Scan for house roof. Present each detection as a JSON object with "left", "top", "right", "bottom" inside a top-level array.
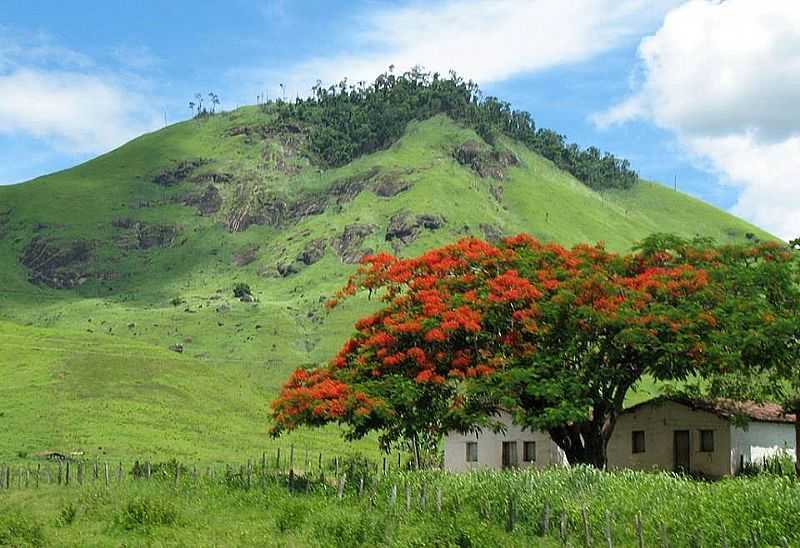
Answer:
[{"left": 624, "top": 396, "right": 796, "bottom": 424}]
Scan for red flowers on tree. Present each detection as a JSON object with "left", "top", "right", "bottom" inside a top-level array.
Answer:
[{"left": 271, "top": 232, "right": 797, "bottom": 469}]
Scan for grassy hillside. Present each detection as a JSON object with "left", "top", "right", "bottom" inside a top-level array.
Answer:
[{"left": 0, "top": 106, "right": 774, "bottom": 463}]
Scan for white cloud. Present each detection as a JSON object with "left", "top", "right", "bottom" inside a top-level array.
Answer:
[
  {"left": 241, "top": 0, "right": 680, "bottom": 98},
  {"left": 594, "top": 0, "right": 800, "bottom": 240},
  {"left": 0, "top": 69, "right": 160, "bottom": 154},
  {"left": 0, "top": 29, "right": 161, "bottom": 157}
]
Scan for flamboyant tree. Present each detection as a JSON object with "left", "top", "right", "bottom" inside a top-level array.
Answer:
[
  {"left": 693, "top": 238, "right": 800, "bottom": 475},
  {"left": 271, "top": 233, "right": 798, "bottom": 468}
]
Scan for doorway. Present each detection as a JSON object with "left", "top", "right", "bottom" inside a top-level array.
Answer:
[{"left": 674, "top": 430, "right": 691, "bottom": 472}]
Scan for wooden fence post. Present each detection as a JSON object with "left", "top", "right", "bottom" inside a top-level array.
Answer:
[
  {"left": 390, "top": 484, "right": 398, "bottom": 507},
  {"left": 582, "top": 507, "right": 591, "bottom": 547},
  {"left": 560, "top": 511, "right": 568, "bottom": 546},
  {"left": 406, "top": 484, "right": 412, "bottom": 512},
  {"left": 93, "top": 459, "right": 99, "bottom": 482},
  {"left": 635, "top": 512, "right": 644, "bottom": 548},
  {"left": 118, "top": 462, "right": 123, "bottom": 483},
  {"left": 289, "top": 445, "right": 295, "bottom": 475},
  {"left": 506, "top": 498, "right": 516, "bottom": 533},
  {"left": 77, "top": 461, "right": 84, "bottom": 485},
  {"left": 337, "top": 474, "right": 346, "bottom": 499},
  {"left": 104, "top": 463, "right": 109, "bottom": 487},
  {"left": 543, "top": 503, "right": 551, "bottom": 536},
  {"left": 436, "top": 488, "right": 443, "bottom": 513},
  {"left": 58, "top": 463, "right": 63, "bottom": 485},
  {"left": 175, "top": 462, "right": 181, "bottom": 487},
  {"left": 358, "top": 476, "right": 364, "bottom": 497},
  {"left": 604, "top": 510, "right": 613, "bottom": 548},
  {"left": 145, "top": 461, "right": 151, "bottom": 480},
  {"left": 65, "top": 461, "right": 71, "bottom": 486}
]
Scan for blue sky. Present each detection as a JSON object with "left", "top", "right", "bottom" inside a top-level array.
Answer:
[{"left": 1, "top": 1, "right": 798, "bottom": 238}]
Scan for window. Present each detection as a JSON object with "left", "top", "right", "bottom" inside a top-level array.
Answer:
[
  {"left": 700, "top": 430, "right": 714, "bottom": 452},
  {"left": 502, "top": 441, "right": 518, "bottom": 468},
  {"left": 523, "top": 441, "right": 537, "bottom": 462},
  {"left": 466, "top": 442, "right": 478, "bottom": 462},
  {"left": 632, "top": 430, "right": 646, "bottom": 454}
]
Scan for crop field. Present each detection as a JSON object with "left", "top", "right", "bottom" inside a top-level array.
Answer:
[{"left": 1, "top": 462, "right": 798, "bottom": 547}]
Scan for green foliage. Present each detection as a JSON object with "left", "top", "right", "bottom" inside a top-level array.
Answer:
[
  {"left": 274, "top": 499, "right": 309, "bottom": 533},
  {"left": 0, "top": 510, "right": 45, "bottom": 547},
  {"left": 56, "top": 503, "right": 78, "bottom": 527},
  {"left": 232, "top": 282, "right": 252, "bottom": 299},
  {"left": 0, "top": 105, "right": 775, "bottom": 466},
  {"left": 738, "top": 452, "right": 797, "bottom": 478},
  {"left": 2, "top": 467, "right": 799, "bottom": 546},
  {"left": 281, "top": 68, "right": 638, "bottom": 190},
  {"left": 117, "top": 496, "right": 178, "bottom": 530}
]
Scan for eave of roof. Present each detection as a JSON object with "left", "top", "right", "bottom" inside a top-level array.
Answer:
[{"left": 623, "top": 396, "right": 796, "bottom": 424}]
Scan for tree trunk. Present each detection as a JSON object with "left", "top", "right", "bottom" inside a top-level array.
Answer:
[
  {"left": 548, "top": 422, "right": 610, "bottom": 469},
  {"left": 795, "top": 413, "right": 800, "bottom": 478}
]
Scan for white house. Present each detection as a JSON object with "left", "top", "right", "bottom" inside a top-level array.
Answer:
[
  {"left": 443, "top": 411, "right": 568, "bottom": 472},
  {"left": 443, "top": 397, "right": 796, "bottom": 477}
]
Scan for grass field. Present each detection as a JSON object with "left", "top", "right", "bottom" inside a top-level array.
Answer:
[
  {"left": 0, "top": 109, "right": 777, "bottom": 465},
  {"left": 1, "top": 464, "right": 798, "bottom": 547}
]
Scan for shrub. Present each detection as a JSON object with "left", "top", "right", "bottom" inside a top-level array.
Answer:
[
  {"left": 118, "top": 497, "right": 178, "bottom": 530},
  {"left": 232, "top": 283, "right": 252, "bottom": 299},
  {"left": 56, "top": 503, "right": 78, "bottom": 527},
  {"left": 0, "top": 511, "right": 45, "bottom": 547},
  {"left": 274, "top": 500, "right": 308, "bottom": 533}
]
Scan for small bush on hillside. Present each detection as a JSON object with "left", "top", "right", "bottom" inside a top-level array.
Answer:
[
  {"left": 170, "top": 296, "right": 184, "bottom": 307},
  {"left": 232, "top": 282, "right": 252, "bottom": 299},
  {"left": 0, "top": 511, "right": 45, "bottom": 547},
  {"left": 274, "top": 500, "right": 308, "bottom": 533},
  {"left": 56, "top": 503, "right": 79, "bottom": 527},
  {"left": 118, "top": 497, "right": 178, "bottom": 530},
  {"left": 311, "top": 510, "right": 383, "bottom": 548}
]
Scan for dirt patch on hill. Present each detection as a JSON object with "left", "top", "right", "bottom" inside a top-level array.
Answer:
[
  {"left": 386, "top": 211, "right": 446, "bottom": 250},
  {"left": 20, "top": 237, "right": 94, "bottom": 289},
  {"left": 153, "top": 159, "right": 210, "bottom": 186},
  {"left": 332, "top": 224, "right": 377, "bottom": 264},
  {"left": 454, "top": 140, "right": 518, "bottom": 179}
]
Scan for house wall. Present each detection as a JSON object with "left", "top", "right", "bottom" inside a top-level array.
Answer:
[
  {"left": 443, "top": 412, "right": 567, "bottom": 472},
  {"left": 607, "top": 400, "right": 732, "bottom": 477},
  {"left": 730, "top": 421, "right": 796, "bottom": 473}
]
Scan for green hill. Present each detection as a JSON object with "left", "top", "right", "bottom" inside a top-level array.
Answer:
[{"left": 0, "top": 96, "right": 773, "bottom": 464}]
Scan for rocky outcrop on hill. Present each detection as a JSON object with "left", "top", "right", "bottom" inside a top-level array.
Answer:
[
  {"left": 386, "top": 211, "right": 445, "bottom": 249},
  {"left": 332, "top": 224, "right": 376, "bottom": 264},
  {"left": 480, "top": 224, "right": 505, "bottom": 243},
  {"left": 454, "top": 140, "right": 518, "bottom": 179},
  {"left": 184, "top": 184, "right": 223, "bottom": 215},
  {"left": 113, "top": 221, "right": 180, "bottom": 250},
  {"left": 20, "top": 236, "right": 94, "bottom": 289},
  {"left": 153, "top": 159, "right": 209, "bottom": 186},
  {"left": 298, "top": 239, "right": 327, "bottom": 266},
  {"left": 0, "top": 208, "right": 11, "bottom": 240}
]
